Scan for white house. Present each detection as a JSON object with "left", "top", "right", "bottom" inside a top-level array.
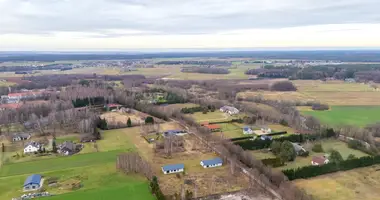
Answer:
[
  {"left": 23, "top": 174, "right": 42, "bottom": 191},
  {"left": 161, "top": 163, "right": 184, "bottom": 174},
  {"left": 261, "top": 127, "right": 272, "bottom": 134},
  {"left": 311, "top": 156, "right": 329, "bottom": 166},
  {"left": 219, "top": 106, "right": 239, "bottom": 115},
  {"left": 24, "top": 141, "right": 41, "bottom": 154},
  {"left": 243, "top": 126, "right": 253, "bottom": 135},
  {"left": 200, "top": 158, "right": 223, "bottom": 168}
]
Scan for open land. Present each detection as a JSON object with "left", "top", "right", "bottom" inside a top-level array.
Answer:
[{"left": 294, "top": 165, "right": 380, "bottom": 200}]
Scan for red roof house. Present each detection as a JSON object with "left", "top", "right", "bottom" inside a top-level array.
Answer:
[
  {"left": 311, "top": 156, "right": 329, "bottom": 166},
  {"left": 204, "top": 124, "right": 221, "bottom": 132}
]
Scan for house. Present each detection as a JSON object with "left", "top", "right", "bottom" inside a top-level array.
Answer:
[
  {"left": 219, "top": 106, "right": 239, "bottom": 115},
  {"left": 260, "top": 135, "right": 272, "bottom": 140},
  {"left": 200, "top": 157, "right": 223, "bottom": 168},
  {"left": 105, "top": 103, "right": 122, "bottom": 111},
  {"left": 243, "top": 126, "right": 253, "bottom": 135},
  {"left": 162, "top": 163, "right": 185, "bottom": 174},
  {"left": 311, "top": 156, "right": 329, "bottom": 166},
  {"left": 163, "top": 130, "right": 187, "bottom": 137},
  {"left": 24, "top": 141, "right": 41, "bottom": 154},
  {"left": 261, "top": 127, "right": 272, "bottom": 134},
  {"left": 23, "top": 174, "right": 42, "bottom": 191},
  {"left": 7, "top": 91, "right": 44, "bottom": 103},
  {"left": 291, "top": 143, "right": 307, "bottom": 155},
  {"left": 204, "top": 124, "right": 221, "bottom": 132},
  {"left": 58, "top": 141, "right": 82, "bottom": 155},
  {"left": 12, "top": 133, "right": 31, "bottom": 142}
]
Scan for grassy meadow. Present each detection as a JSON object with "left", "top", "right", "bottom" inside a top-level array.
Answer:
[{"left": 302, "top": 106, "right": 380, "bottom": 127}]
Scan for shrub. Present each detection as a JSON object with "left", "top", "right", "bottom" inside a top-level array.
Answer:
[
  {"left": 311, "top": 103, "right": 330, "bottom": 111},
  {"left": 279, "top": 141, "right": 296, "bottom": 162},
  {"left": 347, "top": 140, "right": 364, "bottom": 150},
  {"left": 312, "top": 143, "right": 324, "bottom": 153},
  {"left": 329, "top": 150, "right": 344, "bottom": 163},
  {"left": 145, "top": 116, "right": 154, "bottom": 124},
  {"left": 270, "top": 81, "right": 297, "bottom": 91},
  {"left": 261, "top": 157, "right": 285, "bottom": 167},
  {"left": 347, "top": 154, "right": 357, "bottom": 160},
  {"left": 298, "top": 150, "right": 310, "bottom": 157},
  {"left": 270, "top": 141, "right": 282, "bottom": 155}
]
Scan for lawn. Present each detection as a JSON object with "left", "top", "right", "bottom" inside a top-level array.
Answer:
[
  {"left": 302, "top": 106, "right": 380, "bottom": 127},
  {"left": 215, "top": 123, "right": 245, "bottom": 138},
  {"left": 189, "top": 111, "right": 245, "bottom": 123},
  {"left": 0, "top": 150, "right": 124, "bottom": 177},
  {"left": 0, "top": 163, "right": 154, "bottom": 200},
  {"left": 294, "top": 165, "right": 380, "bottom": 200}
]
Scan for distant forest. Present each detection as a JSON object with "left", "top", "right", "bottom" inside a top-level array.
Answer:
[{"left": 2, "top": 50, "right": 380, "bottom": 62}]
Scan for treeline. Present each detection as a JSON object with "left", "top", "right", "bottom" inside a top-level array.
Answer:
[
  {"left": 283, "top": 155, "right": 380, "bottom": 180},
  {"left": 0, "top": 64, "right": 74, "bottom": 72},
  {"left": 180, "top": 105, "right": 216, "bottom": 114},
  {"left": 181, "top": 67, "right": 230, "bottom": 74},
  {"left": 157, "top": 60, "right": 231, "bottom": 66}
]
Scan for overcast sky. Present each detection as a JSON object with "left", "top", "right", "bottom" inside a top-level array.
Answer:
[{"left": 1, "top": 0, "right": 380, "bottom": 50}]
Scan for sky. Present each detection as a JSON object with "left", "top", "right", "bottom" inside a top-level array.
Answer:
[{"left": 1, "top": 0, "right": 380, "bottom": 51}]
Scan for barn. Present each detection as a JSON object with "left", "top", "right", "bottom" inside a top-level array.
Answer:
[
  {"left": 23, "top": 174, "right": 42, "bottom": 191},
  {"left": 161, "top": 163, "right": 185, "bottom": 174},
  {"left": 200, "top": 157, "right": 223, "bottom": 168}
]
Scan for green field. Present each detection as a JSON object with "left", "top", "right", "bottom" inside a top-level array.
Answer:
[{"left": 302, "top": 106, "right": 380, "bottom": 127}]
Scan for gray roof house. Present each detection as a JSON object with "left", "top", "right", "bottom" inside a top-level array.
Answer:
[
  {"left": 12, "top": 133, "right": 31, "bottom": 142},
  {"left": 58, "top": 141, "right": 83, "bottom": 155},
  {"left": 291, "top": 143, "right": 306, "bottom": 155}
]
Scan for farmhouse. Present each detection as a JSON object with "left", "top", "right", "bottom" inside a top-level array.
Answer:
[
  {"left": 24, "top": 141, "right": 41, "bottom": 154},
  {"left": 58, "top": 141, "right": 83, "bottom": 155},
  {"left": 162, "top": 163, "right": 185, "bottom": 174},
  {"left": 311, "top": 156, "right": 329, "bottom": 166},
  {"left": 7, "top": 91, "right": 44, "bottom": 103},
  {"left": 204, "top": 124, "right": 221, "bottom": 132},
  {"left": 23, "top": 174, "right": 42, "bottom": 191},
  {"left": 12, "top": 133, "right": 31, "bottom": 142},
  {"left": 200, "top": 157, "right": 223, "bottom": 168},
  {"left": 105, "top": 103, "right": 122, "bottom": 111},
  {"left": 163, "top": 130, "right": 187, "bottom": 137},
  {"left": 220, "top": 106, "right": 239, "bottom": 115},
  {"left": 243, "top": 126, "right": 253, "bottom": 135}
]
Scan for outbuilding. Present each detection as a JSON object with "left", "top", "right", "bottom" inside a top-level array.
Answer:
[
  {"left": 200, "top": 158, "right": 223, "bottom": 168},
  {"left": 162, "top": 163, "right": 185, "bottom": 174},
  {"left": 23, "top": 174, "right": 42, "bottom": 191},
  {"left": 243, "top": 126, "right": 253, "bottom": 135}
]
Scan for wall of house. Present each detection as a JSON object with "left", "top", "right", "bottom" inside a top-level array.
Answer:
[
  {"left": 162, "top": 168, "right": 184, "bottom": 174},
  {"left": 201, "top": 162, "right": 223, "bottom": 168},
  {"left": 24, "top": 146, "right": 39, "bottom": 153},
  {"left": 24, "top": 183, "right": 40, "bottom": 191}
]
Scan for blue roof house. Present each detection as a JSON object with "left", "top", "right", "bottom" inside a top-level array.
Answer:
[
  {"left": 243, "top": 126, "right": 253, "bottom": 135},
  {"left": 200, "top": 157, "right": 223, "bottom": 168},
  {"left": 162, "top": 163, "right": 185, "bottom": 174},
  {"left": 23, "top": 174, "right": 42, "bottom": 191}
]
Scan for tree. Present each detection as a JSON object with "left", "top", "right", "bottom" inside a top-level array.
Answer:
[
  {"left": 312, "top": 143, "right": 324, "bottom": 153},
  {"left": 329, "top": 150, "right": 343, "bottom": 163},
  {"left": 52, "top": 138, "right": 57, "bottom": 153},
  {"left": 127, "top": 117, "right": 132, "bottom": 127},
  {"left": 270, "top": 141, "right": 282, "bottom": 155},
  {"left": 347, "top": 154, "right": 357, "bottom": 160},
  {"left": 145, "top": 116, "right": 154, "bottom": 124},
  {"left": 279, "top": 141, "right": 296, "bottom": 162}
]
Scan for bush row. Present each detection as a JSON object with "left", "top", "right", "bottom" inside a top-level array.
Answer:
[
  {"left": 261, "top": 157, "right": 285, "bottom": 167},
  {"left": 283, "top": 155, "right": 380, "bottom": 180}
]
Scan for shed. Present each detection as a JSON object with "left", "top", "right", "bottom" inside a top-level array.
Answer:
[
  {"left": 200, "top": 158, "right": 223, "bottom": 168},
  {"left": 24, "top": 174, "right": 42, "bottom": 191},
  {"left": 162, "top": 163, "right": 185, "bottom": 174}
]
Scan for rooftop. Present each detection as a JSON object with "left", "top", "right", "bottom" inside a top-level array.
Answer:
[
  {"left": 162, "top": 163, "right": 185, "bottom": 171},
  {"left": 204, "top": 124, "right": 221, "bottom": 129},
  {"left": 24, "top": 174, "right": 42, "bottom": 186},
  {"left": 312, "top": 156, "right": 327, "bottom": 165}
]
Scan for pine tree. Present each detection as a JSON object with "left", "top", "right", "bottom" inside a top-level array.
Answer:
[
  {"left": 127, "top": 117, "right": 132, "bottom": 127},
  {"left": 52, "top": 139, "right": 57, "bottom": 153}
]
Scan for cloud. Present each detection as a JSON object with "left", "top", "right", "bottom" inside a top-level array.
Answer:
[{"left": 1, "top": 0, "right": 380, "bottom": 36}]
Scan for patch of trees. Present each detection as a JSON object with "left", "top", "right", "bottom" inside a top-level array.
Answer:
[
  {"left": 0, "top": 64, "right": 74, "bottom": 72},
  {"left": 97, "top": 118, "right": 108, "bottom": 130},
  {"left": 181, "top": 106, "right": 216, "bottom": 114},
  {"left": 181, "top": 67, "right": 230, "bottom": 74},
  {"left": 271, "top": 141, "right": 296, "bottom": 162},
  {"left": 270, "top": 81, "right": 297, "bottom": 91},
  {"left": 261, "top": 157, "right": 285, "bottom": 167},
  {"left": 283, "top": 154, "right": 380, "bottom": 180},
  {"left": 72, "top": 97, "right": 105, "bottom": 108}
]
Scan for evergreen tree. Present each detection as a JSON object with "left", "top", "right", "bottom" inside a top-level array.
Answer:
[
  {"left": 279, "top": 141, "right": 296, "bottom": 162},
  {"left": 330, "top": 150, "right": 343, "bottom": 163},
  {"left": 52, "top": 138, "right": 57, "bottom": 153},
  {"left": 145, "top": 116, "right": 154, "bottom": 124},
  {"left": 270, "top": 141, "right": 282, "bottom": 155},
  {"left": 127, "top": 117, "right": 132, "bottom": 127}
]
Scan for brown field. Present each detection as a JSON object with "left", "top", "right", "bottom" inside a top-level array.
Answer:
[
  {"left": 294, "top": 165, "right": 380, "bottom": 200},
  {"left": 239, "top": 80, "right": 380, "bottom": 105},
  {"left": 118, "top": 124, "right": 250, "bottom": 197}
]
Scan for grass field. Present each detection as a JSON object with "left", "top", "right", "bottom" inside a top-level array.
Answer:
[
  {"left": 294, "top": 165, "right": 380, "bottom": 200},
  {"left": 215, "top": 123, "right": 245, "bottom": 138},
  {"left": 302, "top": 106, "right": 380, "bottom": 127},
  {"left": 189, "top": 111, "right": 244, "bottom": 123}
]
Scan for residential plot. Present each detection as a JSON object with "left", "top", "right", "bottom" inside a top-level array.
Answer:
[{"left": 294, "top": 165, "right": 380, "bottom": 200}]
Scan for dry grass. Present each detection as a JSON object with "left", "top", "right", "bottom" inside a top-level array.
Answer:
[
  {"left": 100, "top": 112, "right": 143, "bottom": 125},
  {"left": 294, "top": 165, "right": 380, "bottom": 200}
]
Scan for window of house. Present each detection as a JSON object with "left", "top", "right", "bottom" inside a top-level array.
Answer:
[
  {"left": 32, "top": 186, "right": 35, "bottom": 189},
  {"left": 166, "top": 171, "right": 169, "bottom": 173}
]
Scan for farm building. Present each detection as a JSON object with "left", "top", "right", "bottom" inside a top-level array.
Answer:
[
  {"left": 12, "top": 133, "right": 31, "bottom": 142},
  {"left": 162, "top": 163, "right": 185, "bottom": 174},
  {"left": 220, "top": 106, "right": 239, "bottom": 115},
  {"left": 200, "top": 158, "right": 223, "bottom": 168},
  {"left": 24, "top": 141, "right": 41, "bottom": 154},
  {"left": 23, "top": 174, "right": 42, "bottom": 191},
  {"left": 105, "top": 103, "right": 122, "bottom": 111},
  {"left": 243, "top": 126, "right": 253, "bottom": 134},
  {"left": 58, "top": 141, "right": 83, "bottom": 155},
  {"left": 163, "top": 130, "right": 187, "bottom": 137},
  {"left": 204, "top": 124, "right": 221, "bottom": 132},
  {"left": 260, "top": 135, "right": 272, "bottom": 140},
  {"left": 292, "top": 143, "right": 307, "bottom": 155},
  {"left": 311, "top": 156, "right": 329, "bottom": 166}
]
